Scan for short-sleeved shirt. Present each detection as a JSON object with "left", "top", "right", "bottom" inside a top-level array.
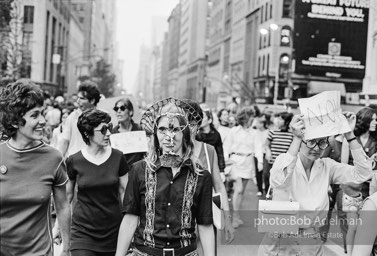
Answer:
[
  {"left": 267, "top": 130, "right": 294, "bottom": 164},
  {"left": 111, "top": 120, "right": 145, "bottom": 166},
  {"left": 123, "top": 159, "right": 213, "bottom": 249},
  {"left": 62, "top": 109, "right": 86, "bottom": 157},
  {"left": 0, "top": 141, "right": 67, "bottom": 256},
  {"left": 67, "top": 148, "right": 129, "bottom": 252}
]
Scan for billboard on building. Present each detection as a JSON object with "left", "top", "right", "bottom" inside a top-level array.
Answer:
[{"left": 293, "top": 0, "right": 370, "bottom": 79}]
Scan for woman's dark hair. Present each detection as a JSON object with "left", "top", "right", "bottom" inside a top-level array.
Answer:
[
  {"left": 183, "top": 99, "right": 204, "bottom": 126},
  {"left": 78, "top": 80, "right": 101, "bottom": 106},
  {"left": 262, "top": 109, "right": 273, "bottom": 128},
  {"left": 217, "top": 108, "right": 229, "bottom": 122},
  {"left": 203, "top": 110, "right": 215, "bottom": 130},
  {"left": 77, "top": 109, "right": 111, "bottom": 145},
  {"left": 114, "top": 98, "right": 134, "bottom": 117},
  {"left": 252, "top": 105, "right": 261, "bottom": 117},
  {"left": 354, "top": 107, "right": 377, "bottom": 138},
  {"left": 0, "top": 79, "right": 44, "bottom": 138},
  {"left": 236, "top": 106, "right": 255, "bottom": 127},
  {"left": 276, "top": 112, "right": 293, "bottom": 132}
]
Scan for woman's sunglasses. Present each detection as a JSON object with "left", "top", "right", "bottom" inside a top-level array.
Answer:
[
  {"left": 113, "top": 105, "right": 127, "bottom": 112},
  {"left": 94, "top": 123, "right": 113, "bottom": 135}
]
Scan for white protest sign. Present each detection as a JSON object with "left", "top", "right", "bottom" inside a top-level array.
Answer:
[
  {"left": 110, "top": 131, "right": 148, "bottom": 154},
  {"left": 298, "top": 91, "right": 351, "bottom": 140}
]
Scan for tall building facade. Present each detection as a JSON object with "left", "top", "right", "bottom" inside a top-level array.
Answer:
[
  {"left": 167, "top": 3, "right": 181, "bottom": 98},
  {"left": 244, "top": 1, "right": 260, "bottom": 103},
  {"left": 1, "top": 0, "right": 70, "bottom": 95},
  {"left": 67, "top": 10, "right": 85, "bottom": 96},
  {"left": 70, "top": 0, "right": 116, "bottom": 77},
  {"left": 206, "top": 0, "right": 227, "bottom": 108},
  {"left": 178, "top": 0, "right": 210, "bottom": 100},
  {"left": 252, "top": 0, "right": 294, "bottom": 104}
]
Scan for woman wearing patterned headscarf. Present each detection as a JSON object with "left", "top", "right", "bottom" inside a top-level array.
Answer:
[{"left": 115, "top": 98, "right": 215, "bottom": 256}]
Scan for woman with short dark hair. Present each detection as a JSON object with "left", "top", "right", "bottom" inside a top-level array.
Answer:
[
  {"left": 66, "top": 109, "right": 129, "bottom": 256},
  {"left": 0, "top": 79, "right": 71, "bottom": 255}
]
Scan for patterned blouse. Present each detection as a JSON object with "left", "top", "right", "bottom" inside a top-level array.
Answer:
[{"left": 123, "top": 159, "right": 213, "bottom": 249}]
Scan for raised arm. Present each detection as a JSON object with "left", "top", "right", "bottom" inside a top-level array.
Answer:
[{"left": 270, "top": 115, "right": 304, "bottom": 190}]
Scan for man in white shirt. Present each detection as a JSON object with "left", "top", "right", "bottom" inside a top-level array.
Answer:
[{"left": 58, "top": 81, "right": 101, "bottom": 157}]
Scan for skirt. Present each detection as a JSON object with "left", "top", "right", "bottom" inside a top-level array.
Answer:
[{"left": 227, "top": 154, "right": 255, "bottom": 179}]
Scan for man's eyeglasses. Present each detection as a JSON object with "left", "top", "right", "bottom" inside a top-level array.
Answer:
[
  {"left": 303, "top": 139, "right": 329, "bottom": 150},
  {"left": 94, "top": 123, "right": 113, "bottom": 135},
  {"left": 113, "top": 105, "right": 127, "bottom": 112}
]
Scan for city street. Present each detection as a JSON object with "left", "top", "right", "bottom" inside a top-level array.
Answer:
[{"left": 216, "top": 181, "right": 347, "bottom": 256}]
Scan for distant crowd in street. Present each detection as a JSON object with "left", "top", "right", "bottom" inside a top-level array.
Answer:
[{"left": 1, "top": 78, "right": 377, "bottom": 256}]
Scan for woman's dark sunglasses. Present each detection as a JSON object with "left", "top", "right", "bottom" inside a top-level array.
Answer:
[
  {"left": 113, "top": 105, "right": 127, "bottom": 112},
  {"left": 303, "top": 138, "right": 329, "bottom": 150},
  {"left": 94, "top": 123, "right": 113, "bottom": 135}
]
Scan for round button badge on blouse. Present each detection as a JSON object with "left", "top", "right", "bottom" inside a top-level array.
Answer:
[{"left": 0, "top": 165, "right": 8, "bottom": 174}]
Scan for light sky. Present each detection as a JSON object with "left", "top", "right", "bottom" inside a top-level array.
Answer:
[{"left": 116, "top": 0, "right": 179, "bottom": 94}]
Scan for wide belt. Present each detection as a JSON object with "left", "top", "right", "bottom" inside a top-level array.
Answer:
[{"left": 135, "top": 243, "right": 197, "bottom": 256}]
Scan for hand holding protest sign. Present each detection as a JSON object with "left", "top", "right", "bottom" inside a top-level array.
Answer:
[{"left": 298, "top": 91, "right": 351, "bottom": 140}]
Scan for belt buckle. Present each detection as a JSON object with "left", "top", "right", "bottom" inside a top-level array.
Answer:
[{"left": 163, "top": 248, "right": 175, "bottom": 256}]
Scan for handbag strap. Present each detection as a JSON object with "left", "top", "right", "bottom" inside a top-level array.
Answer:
[{"left": 204, "top": 143, "right": 211, "bottom": 173}]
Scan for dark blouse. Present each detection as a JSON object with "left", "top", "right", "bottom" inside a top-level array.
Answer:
[
  {"left": 112, "top": 120, "right": 146, "bottom": 166},
  {"left": 196, "top": 127, "right": 226, "bottom": 172},
  {"left": 67, "top": 149, "right": 129, "bottom": 252},
  {"left": 123, "top": 159, "right": 213, "bottom": 249}
]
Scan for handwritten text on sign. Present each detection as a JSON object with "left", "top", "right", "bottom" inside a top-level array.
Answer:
[
  {"left": 298, "top": 91, "right": 351, "bottom": 140},
  {"left": 109, "top": 131, "right": 148, "bottom": 154}
]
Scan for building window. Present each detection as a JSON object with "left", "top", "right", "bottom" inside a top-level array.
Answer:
[
  {"left": 79, "top": 17, "right": 84, "bottom": 23},
  {"left": 280, "top": 26, "right": 291, "bottom": 46},
  {"left": 282, "top": 0, "right": 293, "bottom": 18},
  {"left": 24, "top": 6, "right": 34, "bottom": 24},
  {"left": 270, "top": 1, "right": 273, "bottom": 19},
  {"left": 258, "top": 56, "right": 261, "bottom": 76},
  {"left": 80, "top": 4, "right": 85, "bottom": 11},
  {"left": 263, "top": 33, "right": 267, "bottom": 48},
  {"left": 259, "top": 34, "right": 262, "bottom": 49},
  {"left": 265, "top": 2, "right": 268, "bottom": 21},
  {"left": 261, "top": 5, "right": 264, "bottom": 23},
  {"left": 262, "top": 55, "right": 265, "bottom": 75},
  {"left": 267, "top": 54, "right": 270, "bottom": 75}
]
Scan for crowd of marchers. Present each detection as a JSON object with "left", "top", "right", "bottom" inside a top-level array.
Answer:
[{"left": 1, "top": 79, "right": 377, "bottom": 256}]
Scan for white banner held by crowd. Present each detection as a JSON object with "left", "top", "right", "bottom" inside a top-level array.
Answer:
[
  {"left": 298, "top": 91, "right": 351, "bottom": 140},
  {"left": 110, "top": 131, "right": 148, "bottom": 154}
]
